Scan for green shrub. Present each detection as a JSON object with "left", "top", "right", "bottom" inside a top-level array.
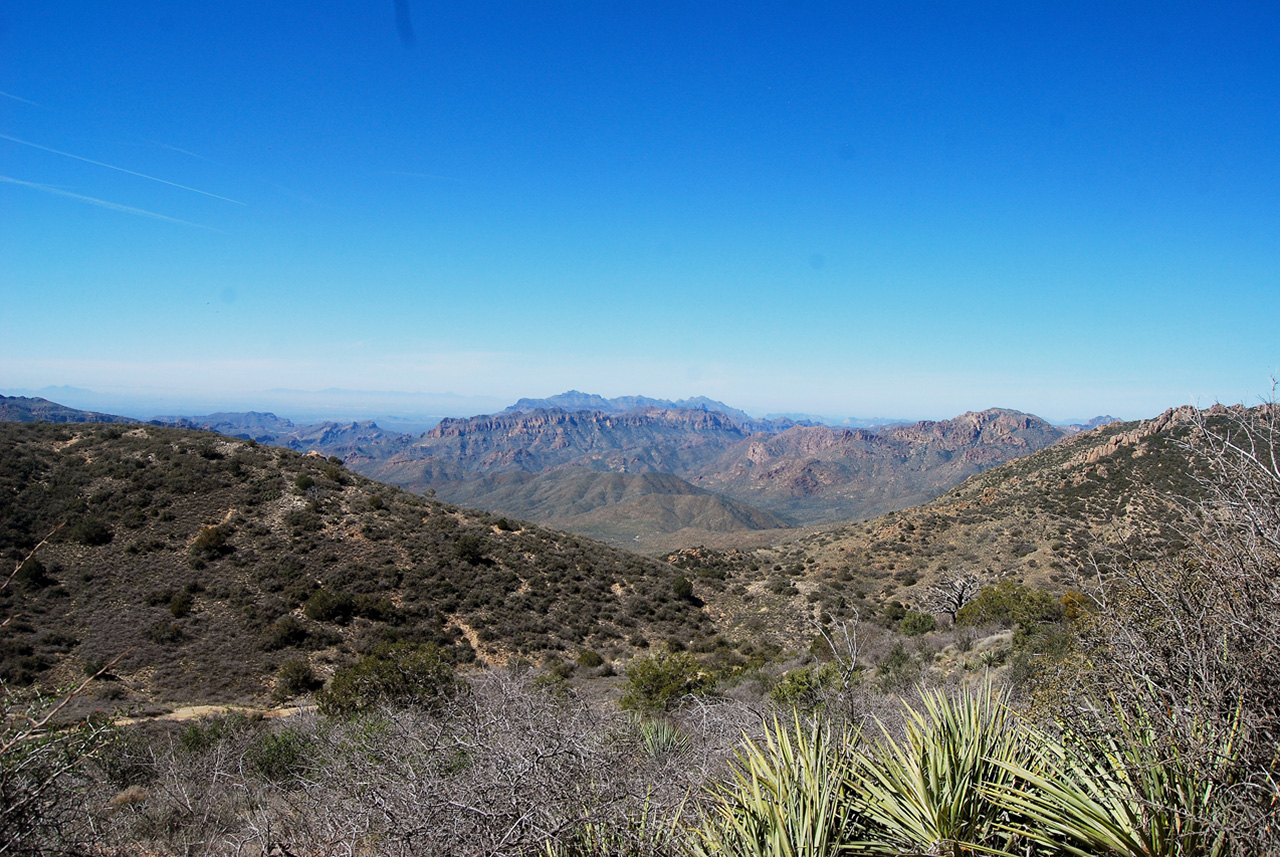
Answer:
[
  {"left": 168, "top": 590, "right": 194, "bottom": 618},
  {"left": 898, "top": 611, "right": 937, "bottom": 636},
  {"left": 672, "top": 575, "right": 694, "bottom": 601},
  {"left": 619, "top": 646, "right": 713, "bottom": 714},
  {"left": 247, "top": 728, "right": 314, "bottom": 785},
  {"left": 577, "top": 650, "right": 604, "bottom": 669},
  {"left": 145, "top": 621, "right": 182, "bottom": 645},
  {"left": 317, "top": 642, "right": 461, "bottom": 716},
  {"left": 770, "top": 662, "right": 841, "bottom": 710},
  {"left": 70, "top": 518, "right": 113, "bottom": 546},
  {"left": 454, "top": 533, "right": 487, "bottom": 565},
  {"left": 14, "top": 559, "right": 54, "bottom": 590},
  {"left": 876, "top": 642, "right": 919, "bottom": 692},
  {"left": 261, "top": 616, "right": 308, "bottom": 651},
  {"left": 956, "top": 580, "right": 1063, "bottom": 630},
  {"left": 178, "top": 714, "right": 249, "bottom": 755}
]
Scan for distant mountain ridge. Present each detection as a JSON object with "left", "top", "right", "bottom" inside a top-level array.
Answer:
[
  {"left": 500, "top": 391, "right": 814, "bottom": 434},
  {"left": 356, "top": 405, "right": 1073, "bottom": 545},
  {"left": 158, "top": 411, "right": 412, "bottom": 459}
]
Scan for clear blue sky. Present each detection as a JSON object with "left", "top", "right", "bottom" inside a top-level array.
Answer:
[{"left": 2, "top": 2, "right": 1277, "bottom": 422}]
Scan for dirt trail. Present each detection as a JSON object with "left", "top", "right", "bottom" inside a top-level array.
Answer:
[{"left": 115, "top": 704, "right": 315, "bottom": 726}]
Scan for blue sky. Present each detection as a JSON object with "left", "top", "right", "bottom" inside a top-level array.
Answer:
[{"left": 2, "top": 2, "right": 1277, "bottom": 423}]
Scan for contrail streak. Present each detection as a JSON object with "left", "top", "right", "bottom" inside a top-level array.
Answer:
[
  {"left": 0, "top": 91, "right": 42, "bottom": 107},
  {"left": 0, "top": 174, "right": 219, "bottom": 230},
  {"left": 0, "top": 133, "right": 245, "bottom": 205}
]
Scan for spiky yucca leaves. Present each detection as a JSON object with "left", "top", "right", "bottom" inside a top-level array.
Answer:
[
  {"left": 988, "top": 698, "right": 1236, "bottom": 857},
  {"left": 846, "top": 686, "right": 1039, "bottom": 857},
  {"left": 692, "top": 714, "right": 860, "bottom": 857},
  {"left": 544, "top": 793, "right": 687, "bottom": 857}
]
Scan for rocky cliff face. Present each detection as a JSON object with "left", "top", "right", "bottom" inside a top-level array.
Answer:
[
  {"left": 417, "top": 407, "right": 751, "bottom": 475},
  {"left": 688, "top": 409, "right": 1066, "bottom": 521}
]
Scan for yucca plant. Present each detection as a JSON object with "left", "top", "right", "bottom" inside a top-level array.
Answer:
[
  {"left": 691, "top": 713, "right": 860, "bottom": 857},
  {"left": 638, "top": 716, "right": 692, "bottom": 759},
  {"left": 987, "top": 699, "right": 1237, "bottom": 857},
  {"left": 845, "top": 685, "right": 1040, "bottom": 857},
  {"left": 544, "top": 792, "right": 688, "bottom": 857}
]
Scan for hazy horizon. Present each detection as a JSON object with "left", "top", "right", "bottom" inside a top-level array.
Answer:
[
  {"left": 3, "top": 381, "right": 1141, "bottom": 429},
  {"left": 2, "top": 4, "right": 1276, "bottom": 420}
]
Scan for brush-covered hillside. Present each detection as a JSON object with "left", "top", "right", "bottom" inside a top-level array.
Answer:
[
  {"left": 0, "top": 422, "right": 719, "bottom": 709},
  {"left": 665, "top": 405, "right": 1229, "bottom": 648}
]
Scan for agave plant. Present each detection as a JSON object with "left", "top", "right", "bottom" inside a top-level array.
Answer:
[
  {"left": 845, "top": 685, "right": 1040, "bottom": 857},
  {"left": 691, "top": 713, "right": 860, "bottom": 857},
  {"left": 987, "top": 700, "right": 1237, "bottom": 857}
]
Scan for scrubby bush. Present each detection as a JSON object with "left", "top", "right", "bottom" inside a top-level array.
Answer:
[
  {"left": 189, "top": 524, "right": 234, "bottom": 560},
  {"left": 898, "top": 611, "right": 936, "bottom": 636},
  {"left": 274, "top": 658, "right": 321, "bottom": 700},
  {"left": 69, "top": 518, "right": 113, "bottom": 546},
  {"left": 261, "top": 616, "right": 308, "bottom": 651},
  {"left": 619, "top": 647, "right": 713, "bottom": 714},
  {"left": 303, "top": 588, "right": 353, "bottom": 623},
  {"left": 13, "top": 559, "right": 54, "bottom": 590},
  {"left": 956, "top": 580, "right": 1062, "bottom": 631},
  {"left": 317, "top": 642, "right": 461, "bottom": 716},
  {"left": 454, "top": 533, "right": 487, "bottom": 565},
  {"left": 247, "top": 728, "right": 314, "bottom": 786},
  {"left": 769, "top": 661, "right": 841, "bottom": 710}
]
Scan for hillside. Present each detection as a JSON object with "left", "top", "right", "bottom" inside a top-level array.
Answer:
[
  {"left": 431, "top": 469, "right": 791, "bottom": 543},
  {"left": 0, "top": 422, "right": 717, "bottom": 709},
  {"left": 663, "top": 405, "right": 1226, "bottom": 648}
]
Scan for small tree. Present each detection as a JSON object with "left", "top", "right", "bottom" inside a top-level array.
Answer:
[{"left": 925, "top": 570, "right": 980, "bottom": 623}]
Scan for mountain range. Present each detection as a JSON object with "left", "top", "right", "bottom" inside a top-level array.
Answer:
[
  {"left": 2, "top": 394, "right": 1118, "bottom": 550},
  {"left": 353, "top": 405, "right": 1081, "bottom": 548}
]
